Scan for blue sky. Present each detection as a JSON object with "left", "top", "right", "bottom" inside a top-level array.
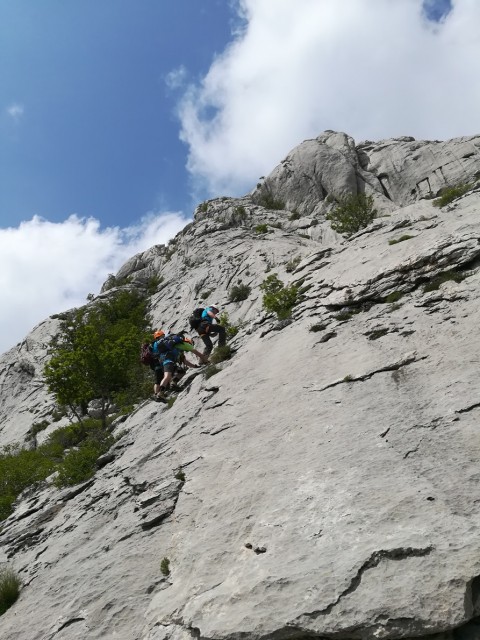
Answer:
[
  {"left": 1, "top": 0, "right": 479, "bottom": 354},
  {"left": 1, "top": 0, "right": 236, "bottom": 228}
]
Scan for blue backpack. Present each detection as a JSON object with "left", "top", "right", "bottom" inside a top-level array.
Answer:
[{"left": 152, "top": 335, "right": 183, "bottom": 358}]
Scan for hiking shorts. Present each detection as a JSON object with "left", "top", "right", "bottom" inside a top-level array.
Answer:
[
  {"left": 162, "top": 362, "right": 175, "bottom": 374},
  {"left": 150, "top": 362, "right": 164, "bottom": 384}
]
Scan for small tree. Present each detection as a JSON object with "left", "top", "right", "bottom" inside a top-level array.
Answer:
[
  {"left": 44, "top": 290, "right": 151, "bottom": 428},
  {"left": 326, "top": 193, "right": 377, "bottom": 236},
  {"left": 260, "top": 274, "right": 298, "bottom": 320}
]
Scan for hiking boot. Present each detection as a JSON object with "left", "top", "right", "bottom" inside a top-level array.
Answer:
[{"left": 155, "top": 390, "right": 167, "bottom": 403}]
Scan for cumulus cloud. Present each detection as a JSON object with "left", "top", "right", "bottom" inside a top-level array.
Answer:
[
  {"left": 178, "top": 0, "right": 480, "bottom": 197},
  {"left": 0, "top": 212, "right": 188, "bottom": 354},
  {"left": 6, "top": 103, "right": 24, "bottom": 121}
]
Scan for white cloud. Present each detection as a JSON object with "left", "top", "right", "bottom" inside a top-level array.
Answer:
[
  {"left": 6, "top": 103, "right": 24, "bottom": 121},
  {"left": 0, "top": 212, "right": 189, "bottom": 354},
  {"left": 165, "top": 65, "right": 188, "bottom": 91},
  {"left": 178, "top": 0, "right": 480, "bottom": 197}
]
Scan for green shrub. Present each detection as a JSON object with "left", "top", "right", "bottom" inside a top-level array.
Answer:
[
  {"left": 54, "top": 436, "right": 113, "bottom": 488},
  {"left": 326, "top": 193, "right": 377, "bottom": 236},
  {"left": 289, "top": 212, "right": 301, "bottom": 221},
  {"left": 309, "top": 323, "right": 327, "bottom": 332},
  {"left": 229, "top": 283, "right": 251, "bottom": 302},
  {"left": 204, "top": 365, "right": 220, "bottom": 379},
  {"left": 175, "top": 470, "right": 186, "bottom": 482},
  {"left": 218, "top": 311, "right": 241, "bottom": 339},
  {"left": 0, "top": 567, "right": 21, "bottom": 616},
  {"left": 235, "top": 205, "right": 247, "bottom": 219},
  {"left": 198, "top": 202, "right": 208, "bottom": 213},
  {"left": 260, "top": 274, "right": 298, "bottom": 320},
  {"left": 256, "top": 192, "right": 285, "bottom": 210},
  {"left": 166, "top": 396, "right": 177, "bottom": 410},
  {"left": 25, "top": 420, "right": 50, "bottom": 441},
  {"left": 200, "top": 289, "right": 213, "bottom": 299},
  {"left": 255, "top": 224, "right": 269, "bottom": 234},
  {"left": 388, "top": 235, "right": 415, "bottom": 245},
  {"left": 285, "top": 256, "right": 301, "bottom": 273},
  {"left": 146, "top": 275, "right": 163, "bottom": 294},
  {"left": 0, "top": 445, "right": 56, "bottom": 521},
  {"left": 160, "top": 557, "right": 170, "bottom": 576},
  {"left": 423, "top": 270, "right": 466, "bottom": 292},
  {"left": 433, "top": 183, "right": 471, "bottom": 207},
  {"left": 384, "top": 291, "right": 404, "bottom": 303},
  {"left": 210, "top": 345, "right": 232, "bottom": 364},
  {"left": 334, "top": 311, "right": 354, "bottom": 322}
]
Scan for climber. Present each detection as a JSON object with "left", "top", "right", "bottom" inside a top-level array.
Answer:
[
  {"left": 154, "top": 333, "right": 208, "bottom": 401},
  {"left": 149, "top": 330, "right": 166, "bottom": 399},
  {"left": 197, "top": 304, "right": 227, "bottom": 357}
]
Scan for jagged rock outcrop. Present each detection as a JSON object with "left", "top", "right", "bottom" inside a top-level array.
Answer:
[{"left": 1, "top": 132, "right": 480, "bottom": 639}]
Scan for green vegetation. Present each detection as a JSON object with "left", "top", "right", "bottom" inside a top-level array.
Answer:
[
  {"left": 198, "top": 202, "right": 209, "bottom": 213},
  {"left": 146, "top": 275, "right": 163, "bottom": 295},
  {"left": 218, "top": 311, "right": 242, "bottom": 339},
  {"left": 433, "top": 183, "right": 471, "bottom": 208},
  {"left": 204, "top": 365, "right": 220, "bottom": 380},
  {"left": 229, "top": 283, "right": 251, "bottom": 302},
  {"left": 200, "top": 289, "right": 213, "bottom": 299},
  {"left": 44, "top": 290, "right": 151, "bottom": 429},
  {"left": 423, "top": 270, "right": 466, "bottom": 292},
  {"left": 0, "top": 444, "right": 56, "bottom": 521},
  {"left": 334, "top": 311, "right": 355, "bottom": 322},
  {"left": 102, "top": 274, "right": 131, "bottom": 292},
  {"left": 210, "top": 345, "right": 232, "bottom": 364},
  {"left": 388, "top": 235, "right": 415, "bottom": 245},
  {"left": 260, "top": 274, "right": 299, "bottom": 320},
  {"left": 326, "top": 193, "right": 377, "bottom": 236},
  {"left": 256, "top": 191, "right": 285, "bottom": 210},
  {"left": 343, "top": 375, "right": 354, "bottom": 382},
  {"left": 255, "top": 224, "right": 269, "bottom": 234},
  {"left": 175, "top": 470, "right": 186, "bottom": 482},
  {"left": 309, "top": 323, "right": 327, "bottom": 332},
  {"left": 0, "top": 418, "right": 116, "bottom": 521},
  {"left": 55, "top": 435, "right": 113, "bottom": 488},
  {"left": 166, "top": 396, "right": 177, "bottom": 410},
  {"left": 0, "top": 567, "right": 21, "bottom": 616},
  {"left": 384, "top": 291, "right": 404, "bottom": 303},
  {"left": 285, "top": 256, "right": 301, "bottom": 273},
  {"left": 25, "top": 420, "right": 50, "bottom": 442},
  {"left": 289, "top": 211, "right": 301, "bottom": 221},
  {"left": 235, "top": 205, "right": 247, "bottom": 219},
  {"left": 160, "top": 557, "right": 170, "bottom": 576}
]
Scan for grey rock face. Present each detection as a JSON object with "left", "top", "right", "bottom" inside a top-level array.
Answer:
[
  {"left": 252, "top": 131, "right": 480, "bottom": 220},
  {"left": 1, "top": 133, "right": 480, "bottom": 640}
]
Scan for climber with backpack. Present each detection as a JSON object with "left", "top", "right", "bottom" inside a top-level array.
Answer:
[
  {"left": 141, "top": 329, "right": 166, "bottom": 399},
  {"left": 153, "top": 332, "right": 208, "bottom": 401},
  {"left": 189, "top": 304, "right": 226, "bottom": 357}
]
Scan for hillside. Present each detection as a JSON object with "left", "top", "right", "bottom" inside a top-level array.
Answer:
[{"left": 1, "top": 131, "right": 480, "bottom": 639}]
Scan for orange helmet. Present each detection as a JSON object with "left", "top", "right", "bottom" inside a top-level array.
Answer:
[{"left": 153, "top": 330, "right": 165, "bottom": 339}]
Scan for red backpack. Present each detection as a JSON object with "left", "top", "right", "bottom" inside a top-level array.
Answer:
[{"left": 140, "top": 342, "right": 156, "bottom": 366}]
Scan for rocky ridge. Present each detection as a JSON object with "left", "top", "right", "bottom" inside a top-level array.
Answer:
[{"left": 1, "top": 132, "right": 480, "bottom": 639}]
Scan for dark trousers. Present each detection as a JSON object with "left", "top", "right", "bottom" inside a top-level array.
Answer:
[{"left": 199, "top": 322, "right": 226, "bottom": 355}]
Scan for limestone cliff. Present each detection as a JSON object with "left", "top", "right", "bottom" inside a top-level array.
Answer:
[{"left": 1, "top": 132, "right": 480, "bottom": 640}]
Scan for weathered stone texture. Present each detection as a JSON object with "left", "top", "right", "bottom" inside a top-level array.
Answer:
[{"left": 1, "top": 133, "right": 480, "bottom": 640}]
